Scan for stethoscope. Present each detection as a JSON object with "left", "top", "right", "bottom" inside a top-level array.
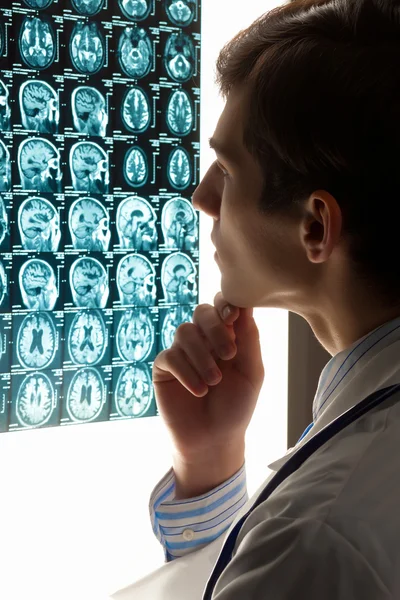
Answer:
[{"left": 203, "top": 382, "right": 400, "bottom": 599}]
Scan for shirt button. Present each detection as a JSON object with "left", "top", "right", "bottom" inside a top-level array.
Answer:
[{"left": 182, "top": 529, "right": 194, "bottom": 541}]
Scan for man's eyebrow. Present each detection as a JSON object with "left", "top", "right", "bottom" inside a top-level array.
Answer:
[{"left": 208, "top": 136, "right": 231, "bottom": 159}]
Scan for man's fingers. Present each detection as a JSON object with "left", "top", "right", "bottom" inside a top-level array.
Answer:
[
  {"left": 153, "top": 347, "right": 209, "bottom": 397},
  {"left": 192, "top": 304, "right": 237, "bottom": 360},
  {"left": 213, "top": 292, "right": 240, "bottom": 325}
]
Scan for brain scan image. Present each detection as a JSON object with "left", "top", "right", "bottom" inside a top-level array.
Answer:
[
  {"left": 19, "top": 259, "right": 58, "bottom": 311},
  {"left": 0, "top": 141, "right": 10, "bottom": 192},
  {"left": 167, "top": 147, "right": 191, "bottom": 189},
  {"left": 116, "top": 196, "right": 157, "bottom": 251},
  {"left": 68, "top": 310, "right": 107, "bottom": 365},
  {"left": 18, "top": 197, "right": 61, "bottom": 252},
  {"left": 70, "top": 142, "right": 109, "bottom": 194},
  {"left": 70, "top": 257, "right": 109, "bottom": 309},
  {"left": 67, "top": 367, "right": 105, "bottom": 422},
  {"left": 118, "top": 27, "right": 152, "bottom": 79},
  {"left": 115, "top": 364, "right": 153, "bottom": 418},
  {"left": 118, "top": 0, "right": 152, "bottom": 20},
  {"left": 116, "top": 308, "right": 154, "bottom": 362},
  {"left": 20, "top": 81, "right": 59, "bottom": 134},
  {"left": 164, "top": 33, "right": 195, "bottom": 83},
  {"left": 71, "top": 0, "right": 105, "bottom": 16},
  {"left": 122, "top": 87, "right": 151, "bottom": 134},
  {"left": 69, "top": 197, "right": 110, "bottom": 251},
  {"left": 117, "top": 254, "right": 156, "bottom": 307},
  {"left": 165, "top": 0, "right": 196, "bottom": 26},
  {"left": 0, "top": 80, "right": 11, "bottom": 132},
  {"left": 16, "top": 372, "right": 55, "bottom": 428},
  {"left": 72, "top": 86, "right": 108, "bottom": 137},
  {"left": 161, "top": 305, "right": 193, "bottom": 350},
  {"left": 18, "top": 138, "right": 62, "bottom": 193},
  {"left": 70, "top": 22, "right": 105, "bottom": 75},
  {"left": 19, "top": 17, "right": 55, "bottom": 70},
  {"left": 17, "top": 312, "right": 57, "bottom": 370},
  {"left": 161, "top": 252, "right": 197, "bottom": 304},
  {"left": 162, "top": 197, "right": 198, "bottom": 251},
  {"left": 166, "top": 90, "right": 193, "bottom": 136},
  {"left": 0, "top": 196, "right": 8, "bottom": 247},
  {"left": 124, "top": 146, "right": 148, "bottom": 188},
  {"left": 0, "top": 260, "right": 7, "bottom": 308},
  {"left": 24, "top": 0, "right": 54, "bottom": 7}
]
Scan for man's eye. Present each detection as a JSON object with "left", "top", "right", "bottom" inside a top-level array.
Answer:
[{"left": 216, "top": 161, "right": 229, "bottom": 178}]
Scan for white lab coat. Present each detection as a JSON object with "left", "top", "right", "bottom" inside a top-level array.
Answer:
[{"left": 112, "top": 335, "right": 400, "bottom": 599}]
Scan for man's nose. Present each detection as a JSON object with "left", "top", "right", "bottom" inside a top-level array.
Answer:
[{"left": 191, "top": 162, "right": 222, "bottom": 220}]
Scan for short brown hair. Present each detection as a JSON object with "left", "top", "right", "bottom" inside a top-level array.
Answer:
[{"left": 216, "top": 0, "right": 400, "bottom": 303}]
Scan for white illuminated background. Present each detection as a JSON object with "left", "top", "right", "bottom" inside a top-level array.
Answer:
[{"left": 0, "top": 2, "right": 286, "bottom": 599}]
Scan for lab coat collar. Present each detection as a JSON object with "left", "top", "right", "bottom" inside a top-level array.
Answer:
[{"left": 268, "top": 314, "right": 400, "bottom": 471}]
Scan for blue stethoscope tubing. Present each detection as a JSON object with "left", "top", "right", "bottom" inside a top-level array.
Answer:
[{"left": 203, "top": 382, "right": 400, "bottom": 599}]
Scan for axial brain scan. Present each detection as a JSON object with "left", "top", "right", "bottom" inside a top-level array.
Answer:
[
  {"left": 0, "top": 195, "right": 8, "bottom": 246},
  {"left": 16, "top": 372, "right": 55, "bottom": 428},
  {"left": 165, "top": 0, "right": 196, "bottom": 26},
  {"left": 0, "top": 80, "right": 11, "bottom": 132},
  {"left": 20, "top": 81, "right": 59, "bottom": 134},
  {"left": 0, "top": 140, "right": 10, "bottom": 192},
  {"left": 70, "top": 142, "right": 109, "bottom": 193},
  {"left": 67, "top": 367, "right": 105, "bottom": 422},
  {"left": 118, "top": 27, "right": 152, "bottom": 79},
  {"left": 24, "top": 0, "right": 54, "bottom": 7},
  {"left": 161, "top": 197, "right": 198, "bottom": 251},
  {"left": 166, "top": 90, "right": 193, "bottom": 136},
  {"left": 116, "top": 308, "right": 154, "bottom": 362},
  {"left": 70, "top": 22, "right": 105, "bottom": 74},
  {"left": 167, "top": 147, "right": 191, "bottom": 189},
  {"left": 161, "top": 305, "right": 193, "bottom": 350},
  {"left": 19, "top": 17, "right": 55, "bottom": 70},
  {"left": 71, "top": 0, "right": 105, "bottom": 16},
  {"left": 124, "top": 146, "right": 148, "bottom": 187},
  {"left": 18, "top": 138, "right": 62, "bottom": 193},
  {"left": 161, "top": 252, "right": 197, "bottom": 304},
  {"left": 116, "top": 196, "right": 157, "bottom": 250},
  {"left": 19, "top": 259, "right": 58, "bottom": 311},
  {"left": 115, "top": 364, "right": 153, "bottom": 417},
  {"left": 68, "top": 309, "right": 107, "bottom": 365},
  {"left": 122, "top": 87, "right": 151, "bottom": 133},
  {"left": 69, "top": 197, "right": 110, "bottom": 251},
  {"left": 18, "top": 197, "right": 61, "bottom": 252},
  {"left": 72, "top": 87, "right": 108, "bottom": 137},
  {"left": 119, "top": 0, "right": 152, "bottom": 20},
  {"left": 164, "top": 32, "right": 195, "bottom": 82},
  {"left": 17, "top": 312, "right": 57, "bottom": 370},
  {"left": 70, "top": 257, "right": 109, "bottom": 309},
  {"left": 117, "top": 254, "right": 156, "bottom": 307}
]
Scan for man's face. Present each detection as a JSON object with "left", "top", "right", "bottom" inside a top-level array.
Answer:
[{"left": 192, "top": 86, "right": 309, "bottom": 309}]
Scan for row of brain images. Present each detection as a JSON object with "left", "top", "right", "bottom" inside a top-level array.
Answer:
[
  {"left": 0, "top": 82, "right": 195, "bottom": 137},
  {"left": 0, "top": 195, "right": 199, "bottom": 253},
  {"left": 6, "top": 20, "right": 197, "bottom": 81},
  {"left": 17, "top": 0, "right": 197, "bottom": 26}
]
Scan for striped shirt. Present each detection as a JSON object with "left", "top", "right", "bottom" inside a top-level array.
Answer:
[{"left": 149, "top": 313, "right": 400, "bottom": 562}]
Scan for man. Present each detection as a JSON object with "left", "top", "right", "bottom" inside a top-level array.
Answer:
[{"left": 113, "top": 0, "right": 400, "bottom": 597}]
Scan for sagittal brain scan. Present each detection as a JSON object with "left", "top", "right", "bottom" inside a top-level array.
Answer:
[
  {"left": 70, "top": 22, "right": 105, "bottom": 75},
  {"left": 161, "top": 252, "right": 197, "bottom": 304},
  {"left": 17, "top": 312, "right": 57, "bottom": 370},
  {"left": 116, "top": 196, "right": 157, "bottom": 250},
  {"left": 70, "top": 142, "right": 109, "bottom": 193},
  {"left": 16, "top": 372, "right": 55, "bottom": 427},
  {"left": 18, "top": 138, "right": 62, "bottom": 193},
  {"left": 119, "top": 0, "right": 153, "bottom": 20},
  {"left": 67, "top": 367, "right": 105, "bottom": 422},
  {"left": 2, "top": 0, "right": 200, "bottom": 432},
  {"left": 165, "top": 0, "right": 196, "bottom": 26},
  {"left": 116, "top": 308, "right": 154, "bottom": 362},
  {"left": 167, "top": 90, "right": 193, "bottom": 136},
  {"left": 162, "top": 197, "right": 198, "bottom": 251},
  {"left": 164, "top": 33, "right": 195, "bottom": 82},
  {"left": 117, "top": 254, "right": 156, "bottom": 307},
  {"left": 115, "top": 364, "right": 153, "bottom": 417},
  {"left": 19, "top": 17, "right": 55, "bottom": 70},
  {"left": 118, "top": 27, "right": 152, "bottom": 79},
  {"left": 70, "top": 257, "right": 109, "bottom": 308},
  {"left": 0, "top": 80, "right": 11, "bottom": 132},
  {"left": 19, "top": 259, "right": 58, "bottom": 311},
  {"left": 71, "top": 87, "right": 108, "bottom": 137},
  {"left": 122, "top": 87, "right": 151, "bottom": 133},
  {"left": 69, "top": 197, "right": 110, "bottom": 251},
  {"left": 18, "top": 197, "right": 61, "bottom": 252},
  {"left": 68, "top": 310, "right": 107, "bottom": 365},
  {"left": 167, "top": 147, "right": 191, "bottom": 189}
]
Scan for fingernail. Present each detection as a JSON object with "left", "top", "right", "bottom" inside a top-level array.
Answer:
[
  {"left": 222, "top": 305, "right": 232, "bottom": 320},
  {"left": 205, "top": 368, "right": 222, "bottom": 384}
]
